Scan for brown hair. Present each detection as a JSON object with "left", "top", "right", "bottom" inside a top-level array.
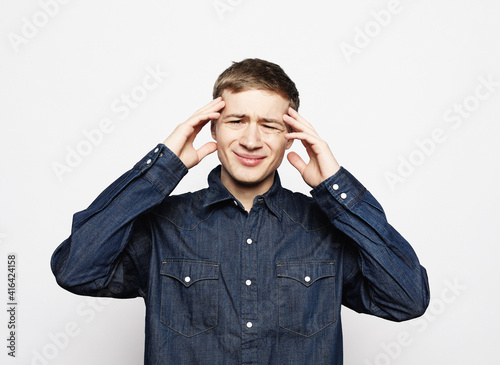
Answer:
[{"left": 212, "top": 58, "right": 300, "bottom": 111}]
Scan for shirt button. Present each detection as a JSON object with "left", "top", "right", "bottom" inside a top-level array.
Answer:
[
  {"left": 184, "top": 276, "right": 191, "bottom": 283},
  {"left": 332, "top": 184, "right": 339, "bottom": 191},
  {"left": 246, "top": 238, "right": 253, "bottom": 245},
  {"left": 154, "top": 147, "right": 159, "bottom": 153},
  {"left": 246, "top": 322, "right": 253, "bottom": 328},
  {"left": 234, "top": 200, "right": 238, "bottom": 206},
  {"left": 340, "top": 193, "right": 347, "bottom": 199},
  {"left": 304, "top": 276, "right": 311, "bottom": 283},
  {"left": 146, "top": 159, "right": 152, "bottom": 165},
  {"left": 245, "top": 280, "right": 252, "bottom": 286}
]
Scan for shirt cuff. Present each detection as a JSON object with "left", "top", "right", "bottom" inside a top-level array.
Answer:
[
  {"left": 311, "top": 167, "right": 367, "bottom": 219},
  {"left": 133, "top": 143, "right": 188, "bottom": 196}
]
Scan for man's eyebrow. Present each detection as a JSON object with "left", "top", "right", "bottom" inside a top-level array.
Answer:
[{"left": 223, "top": 113, "right": 248, "bottom": 119}]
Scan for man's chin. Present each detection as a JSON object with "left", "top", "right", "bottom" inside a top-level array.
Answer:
[{"left": 221, "top": 167, "right": 274, "bottom": 189}]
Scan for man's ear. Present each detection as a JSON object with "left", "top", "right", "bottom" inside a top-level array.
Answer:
[
  {"left": 285, "top": 138, "right": 293, "bottom": 150},
  {"left": 211, "top": 119, "right": 217, "bottom": 140}
]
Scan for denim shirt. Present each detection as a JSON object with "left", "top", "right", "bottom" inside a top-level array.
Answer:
[{"left": 51, "top": 144, "right": 429, "bottom": 365}]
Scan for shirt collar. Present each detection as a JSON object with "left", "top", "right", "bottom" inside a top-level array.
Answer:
[{"left": 203, "top": 166, "right": 284, "bottom": 220}]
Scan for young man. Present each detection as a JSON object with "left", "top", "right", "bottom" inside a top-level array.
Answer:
[{"left": 51, "top": 58, "right": 430, "bottom": 364}]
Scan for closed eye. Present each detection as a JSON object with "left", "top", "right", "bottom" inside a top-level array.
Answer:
[{"left": 262, "top": 122, "right": 285, "bottom": 132}]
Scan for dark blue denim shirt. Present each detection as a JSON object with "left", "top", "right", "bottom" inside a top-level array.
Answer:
[{"left": 51, "top": 144, "right": 430, "bottom": 365}]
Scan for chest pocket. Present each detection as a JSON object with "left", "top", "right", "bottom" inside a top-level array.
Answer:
[
  {"left": 160, "top": 260, "right": 219, "bottom": 337},
  {"left": 277, "top": 261, "right": 337, "bottom": 337}
]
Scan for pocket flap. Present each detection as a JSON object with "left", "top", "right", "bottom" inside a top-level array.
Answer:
[
  {"left": 276, "top": 261, "right": 335, "bottom": 287},
  {"left": 161, "top": 260, "right": 220, "bottom": 287}
]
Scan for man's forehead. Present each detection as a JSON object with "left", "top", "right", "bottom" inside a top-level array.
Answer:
[{"left": 220, "top": 89, "right": 289, "bottom": 116}]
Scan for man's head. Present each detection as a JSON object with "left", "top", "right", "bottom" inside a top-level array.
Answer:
[
  {"left": 210, "top": 59, "right": 300, "bottom": 197},
  {"left": 212, "top": 58, "right": 300, "bottom": 112}
]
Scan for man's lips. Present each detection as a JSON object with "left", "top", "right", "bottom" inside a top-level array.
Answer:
[{"left": 234, "top": 152, "right": 266, "bottom": 166}]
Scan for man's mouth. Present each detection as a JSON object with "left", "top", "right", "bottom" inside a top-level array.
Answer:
[{"left": 234, "top": 152, "right": 265, "bottom": 167}]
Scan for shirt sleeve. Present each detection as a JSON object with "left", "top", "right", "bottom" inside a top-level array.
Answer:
[
  {"left": 311, "top": 167, "right": 430, "bottom": 321},
  {"left": 50, "top": 144, "right": 188, "bottom": 299}
]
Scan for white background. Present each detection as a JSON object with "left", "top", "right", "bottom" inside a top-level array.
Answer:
[{"left": 1, "top": 1, "right": 499, "bottom": 364}]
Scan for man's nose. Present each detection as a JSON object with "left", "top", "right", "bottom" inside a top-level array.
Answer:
[{"left": 240, "top": 124, "right": 263, "bottom": 150}]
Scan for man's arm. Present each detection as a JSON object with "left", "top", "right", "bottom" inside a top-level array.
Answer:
[
  {"left": 51, "top": 98, "right": 225, "bottom": 298},
  {"left": 283, "top": 108, "right": 430, "bottom": 320}
]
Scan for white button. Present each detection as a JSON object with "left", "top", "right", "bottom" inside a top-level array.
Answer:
[
  {"left": 184, "top": 276, "right": 191, "bottom": 283},
  {"left": 159, "top": 153, "right": 163, "bottom": 157},
  {"left": 332, "top": 184, "right": 339, "bottom": 191},
  {"left": 246, "top": 322, "right": 253, "bottom": 328},
  {"left": 246, "top": 238, "right": 253, "bottom": 245},
  {"left": 146, "top": 159, "right": 152, "bottom": 164},
  {"left": 234, "top": 200, "right": 238, "bottom": 206},
  {"left": 340, "top": 193, "right": 347, "bottom": 199},
  {"left": 304, "top": 276, "right": 311, "bottom": 283},
  {"left": 154, "top": 147, "right": 159, "bottom": 153},
  {"left": 245, "top": 280, "right": 252, "bottom": 286}
]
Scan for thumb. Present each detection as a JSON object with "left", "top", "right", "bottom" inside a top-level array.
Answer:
[
  {"left": 287, "top": 151, "right": 307, "bottom": 175},
  {"left": 196, "top": 142, "right": 217, "bottom": 162}
]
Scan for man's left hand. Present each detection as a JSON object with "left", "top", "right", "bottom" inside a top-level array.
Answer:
[{"left": 283, "top": 107, "right": 340, "bottom": 188}]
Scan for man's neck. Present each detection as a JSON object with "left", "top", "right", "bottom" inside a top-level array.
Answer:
[{"left": 220, "top": 170, "right": 274, "bottom": 212}]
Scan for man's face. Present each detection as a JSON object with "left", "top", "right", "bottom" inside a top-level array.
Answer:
[{"left": 211, "top": 89, "right": 293, "bottom": 194}]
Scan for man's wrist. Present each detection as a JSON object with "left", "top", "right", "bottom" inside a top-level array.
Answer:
[
  {"left": 135, "top": 144, "right": 189, "bottom": 196},
  {"left": 311, "top": 167, "right": 367, "bottom": 219}
]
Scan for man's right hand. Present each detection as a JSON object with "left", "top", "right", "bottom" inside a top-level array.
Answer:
[{"left": 163, "top": 97, "right": 225, "bottom": 169}]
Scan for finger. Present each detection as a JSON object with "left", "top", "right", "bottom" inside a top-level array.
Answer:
[
  {"left": 287, "top": 151, "right": 307, "bottom": 175},
  {"left": 193, "top": 97, "right": 221, "bottom": 113},
  {"left": 287, "top": 107, "right": 315, "bottom": 129},
  {"left": 196, "top": 141, "right": 218, "bottom": 162},
  {"left": 284, "top": 131, "right": 321, "bottom": 147},
  {"left": 164, "top": 111, "right": 220, "bottom": 151},
  {"left": 193, "top": 97, "right": 225, "bottom": 115},
  {"left": 283, "top": 114, "right": 316, "bottom": 135},
  {"left": 187, "top": 111, "right": 222, "bottom": 132},
  {"left": 186, "top": 113, "right": 220, "bottom": 146}
]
